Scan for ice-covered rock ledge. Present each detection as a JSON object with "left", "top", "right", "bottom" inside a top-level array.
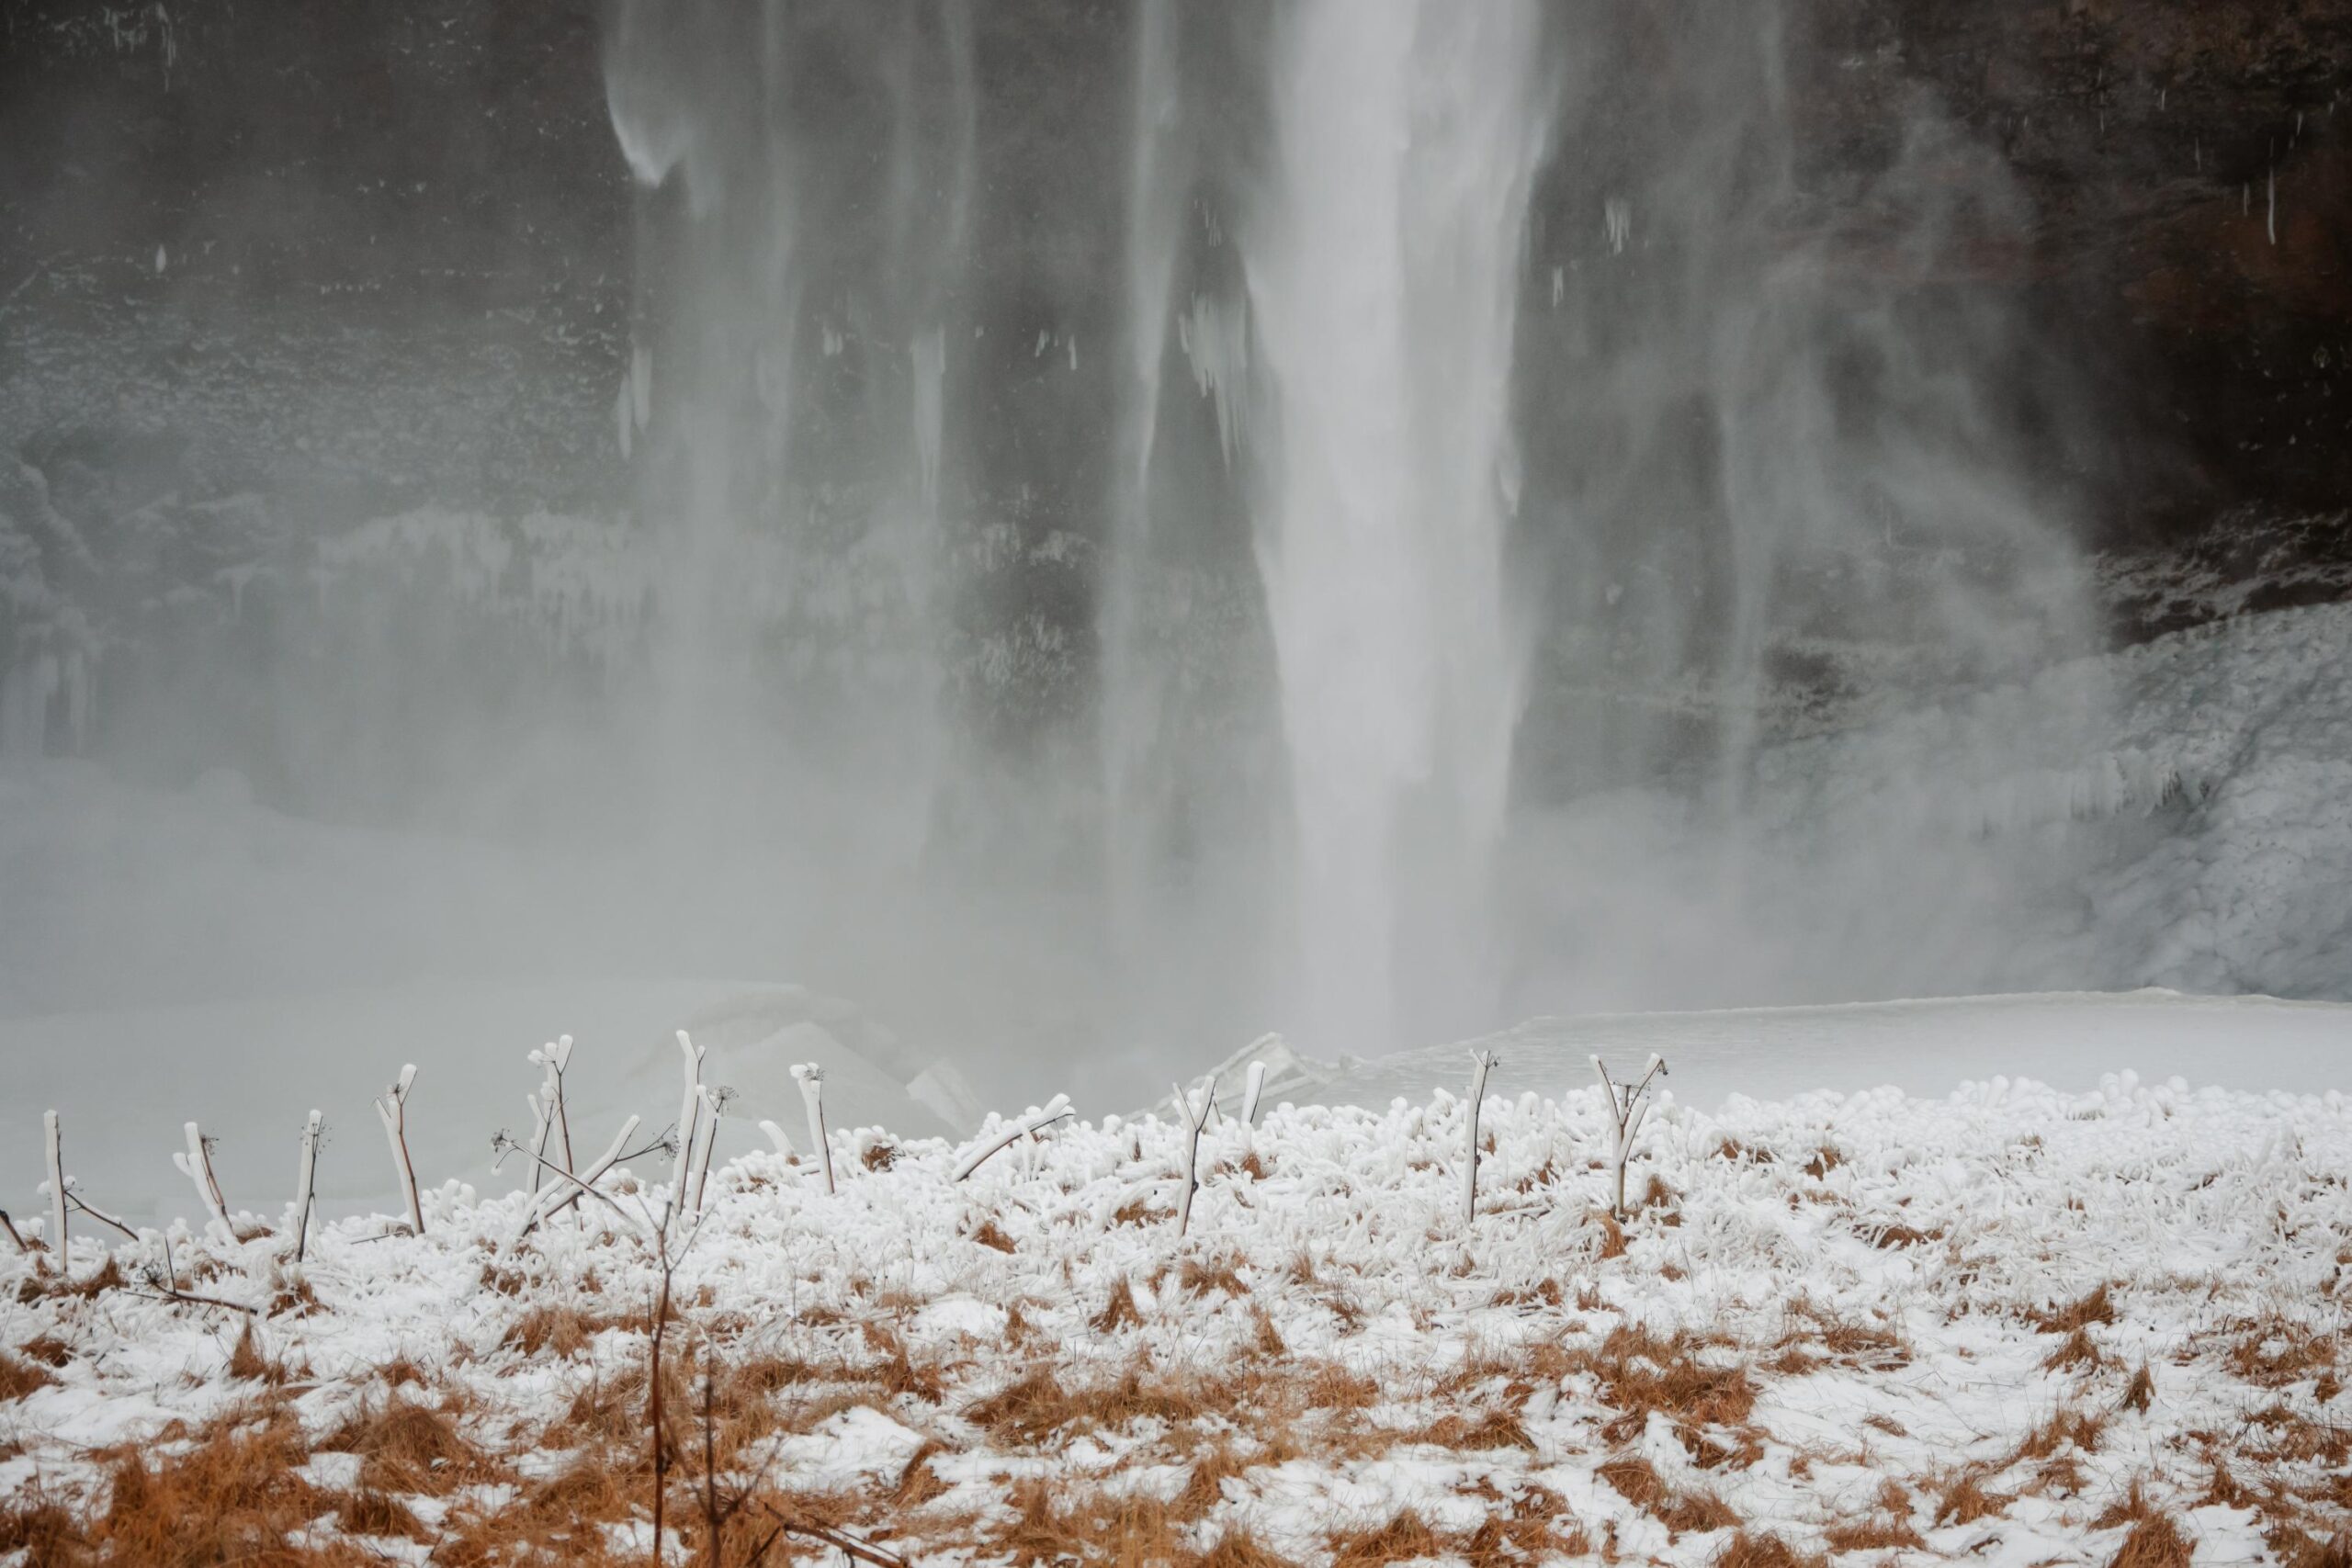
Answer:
[{"left": 4, "top": 1071, "right": 2347, "bottom": 1564}]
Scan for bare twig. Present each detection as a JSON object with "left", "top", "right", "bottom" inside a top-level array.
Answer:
[
  {"left": 43, "top": 1110, "right": 67, "bottom": 1269},
  {"left": 755, "top": 1507, "right": 906, "bottom": 1568},
  {"left": 67, "top": 1192, "right": 139, "bottom": 1243},
  {"left": 0, "top": 1209, "right": 30, "bottom": 1254},
  {"left": 1170, "top": 1077, "right": 1216, "bottom": 1239},
  {"left": 1462, "top": 1050, "right": 1497, "bottom": 1227},
  {"left": 290, "top": 1111, "right": 323, "bottom": 1265}
]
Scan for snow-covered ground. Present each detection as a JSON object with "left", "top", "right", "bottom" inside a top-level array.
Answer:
[{"left": 5, "top": 1060, "right": 2347, "bottom": 1564}]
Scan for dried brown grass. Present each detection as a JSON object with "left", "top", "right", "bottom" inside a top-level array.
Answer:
[
  {"left": 1715, "top": 1532, "right": 1826, "bottom": 1568},
  {"left": 501, "top": 1302, "right": 611, "bottom": 1359},
  {"left": 0, "top": 1354, "right": 58, "bottom": 1401},
  {"left": 2031, "top": 1283, "right": 2117, "bottom": 1334},
  {"left": 1092, "top": 1276, "right": 1145, "bottom": 1333},
  {"left": 2106, "top": 1512, "right": 2192, "bottom": 1568},
  {"left": 320, "top": 1394, "right": 501, "bottom": 1494},
  {"left": 1823, "top": 1516, "right": 1926, "bottom": 1552},
  {"left": 1570, "top": 1324, "right": 1757, "bottom": 1450},
  {"left": 93, "top": 1404, "right": 325, "bottom": 1565}
]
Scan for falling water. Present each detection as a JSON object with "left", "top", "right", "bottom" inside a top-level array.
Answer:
[{"left": 1243, "top": 0, "right": 1552, "bottom": 1052}]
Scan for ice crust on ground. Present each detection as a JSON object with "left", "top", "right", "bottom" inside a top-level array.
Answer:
[{"left": 4, "top": 1069, "right": 2349, "bottom": 1562}]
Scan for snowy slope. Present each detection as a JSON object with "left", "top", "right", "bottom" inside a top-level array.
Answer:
[
  {"left": 1305, "top": 990, "right": 2352, "bottom": 1115},
  {"left": 4, "top": 1067, "right": 2348, "bottom": 1563}
]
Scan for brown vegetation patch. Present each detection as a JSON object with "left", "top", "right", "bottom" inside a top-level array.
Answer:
[
  {"left": 501, "top": 1303, "right": 610, "bottom": 1359},
  {"left": 2016, "top": 1405, "right": 2107, "bottom": 1461},
  {"left": 1092, "top": 1276, "right": 1145, "bottom": 1333},
  {"left": 1802, "top": 1147, "right": 1844, "bottom": 1179},
  {"left": 2228, "top": 1321, "right": 2341, "bottom": 1388},
  {"left": 969, "top": 1218, "right": 1017, "bottom": 1254},
  {"left": 1180, "top": 1257, "right": 1250, "bottom": 1298},
  {"left": 334, "top": 1488, "right": 428, "bottom": 1540},
  {"left": 1716, "top": 1532, "right": 1826, "bottom": 1568},
  {"left": 2107, "top": 1512, "right": 2193, "bottom": 1568},
  {"left": 967, "top": 1364, "right": 1225, "bottom": 1447},
  {"left": 0, "top": 1355, "right": 57, "bottom": 1401},
  {"left": 2045, "top": 1327, "right": 2106, "bottom": 1372},
  {"left": 1112, "top": 1197, "right": 1170, "bottom": 1228},
  {"left": 1933, "top": 1471, "right": 2011, "bottom": 1527},
  {"left": 320, "top": 1396, "right": 500, "bottom": 1494},
  {"left": 1329, "top": 1507, "right": 1444, "bottom": 1568},
  {"left": 1869, "top": 1223, "right": 1943, "bottom": 1249},
  {"left": 1824, "top": 1516, "right": 1926, "bottom": 1552},
  {"left": 2031, "top": 1284, "right": 2117, "bottom": 1334},
  {"left": 95, "top": 1405, "right": 324, "bottom": 1564},
  {"left": 1571, "top": 1324, "right": 1758, "bottom": 1450}
]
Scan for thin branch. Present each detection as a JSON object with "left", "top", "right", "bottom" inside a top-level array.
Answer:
[{"left": 66, "top": 1193, "right": 139, "bottom": 1243}]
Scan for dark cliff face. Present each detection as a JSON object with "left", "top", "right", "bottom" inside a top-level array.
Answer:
[
  {"left": 3, "top": 0, "right": 2344, "bottom": 539},
  {"left": 0, "top": 0, "right": 2346, "bottom": 802}
]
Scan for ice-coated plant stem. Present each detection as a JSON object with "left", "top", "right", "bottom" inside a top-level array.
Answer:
[
  {"left": 1171, "top": 1077, "right": 1216, "bottom": 1239},
  {"left": 514, "top": 1113, "right": 640, "bottom": 1241},
  {"left": 689, "top": 1084, "right": 727, "bottom": 1215},
  {"left": 1592, "top": 1052, "right": 1668, "bottom": 1220},
  {"left": 43, "top": 1110, "right": 66, "bottom": 1269},
  {"left": 374, "top": 1064, "right": 425, "bottom": 1235},
  {"left": 669, "top": 1031, "right": 705, "bottom": 1224},
  {"left": 174, "top": 1122, "right": 232, "bottom": 1236},
  {"left": 1239, "top": 1060, "right": 1269, "bottom": 1128},
  {"left": 291, "top": 1110, "right": 322, "bottom": 1265},
  {"left": 793, "top": 1063, "right": 834, "bottom": 1194},
  {"left": 953, "top": 1094, "right": 1073, "bottom": 1182},
  {"left": 1462, "top": 1050, "right": 1497, "bottom": 1227}
]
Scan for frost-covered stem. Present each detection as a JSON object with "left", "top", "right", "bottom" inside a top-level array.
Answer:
[
  {"left": 515, "top": 1113, "right": 641, "bottom": 1240},
  {"left": 953, "top": 1094, "right": 1073, "bottom": 1182},
  {"left": 374, "top": 1064, "right": 424, "bottom": 1235},
  {"left": 175, "top": 1122, "right": 232, "bottom": 1235},
  {"left": 500, "top": 1133, "right": 652, "bottom": 1247},
  {"left": 44, "top": 1111, "right": 66, "bottom": 1268},
  {"left": 669, "top": 1032, "right": 706, "bottom": 1224},
  {"left": 1171, "top": 1077, "right": 1216, "bottom": 1239},
  {"left": 524, "top": 1093, "right": 550, "bottom": 1199},
  {"left": 1462, "top": 1051, "right": 1497, "bottom": 1227},
  {"left": 757, "top": 1119, "right": 795, "bottom": 1157},
  {"left": 1591, "top": 1053, "right": 1667, "bottom": 1220},
  {"left": 689, "top": 1085, "right": 724, "bottom": 1216},
  {"left": 546, "top": 1034, "right": 575, "bottom": 1177},
  {"left": 69, "top": 1191, "right": 138, "bottom": 1242},
  {"left": 1239, "top": 1061, "right": 1269, "bottom": 1128},
  {"left": 291, "top": 1110, "right": 322, "bottom": 1265},
  {"left": 793, "top": 1065, "right": 833, "bottom": 1195}
]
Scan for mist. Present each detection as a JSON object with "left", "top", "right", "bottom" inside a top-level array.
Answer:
[{"left": 4, "top": 0, "right": 2347, "bottom": 1167}]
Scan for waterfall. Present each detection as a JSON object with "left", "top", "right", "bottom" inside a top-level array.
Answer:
[{"left": 1243, "top": 0, "right": 1552, "bottom": 1052}]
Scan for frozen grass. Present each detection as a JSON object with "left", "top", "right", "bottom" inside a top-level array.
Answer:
[{"left": 3, "top": 1074, "right": 2351, "bottom": 1564}]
